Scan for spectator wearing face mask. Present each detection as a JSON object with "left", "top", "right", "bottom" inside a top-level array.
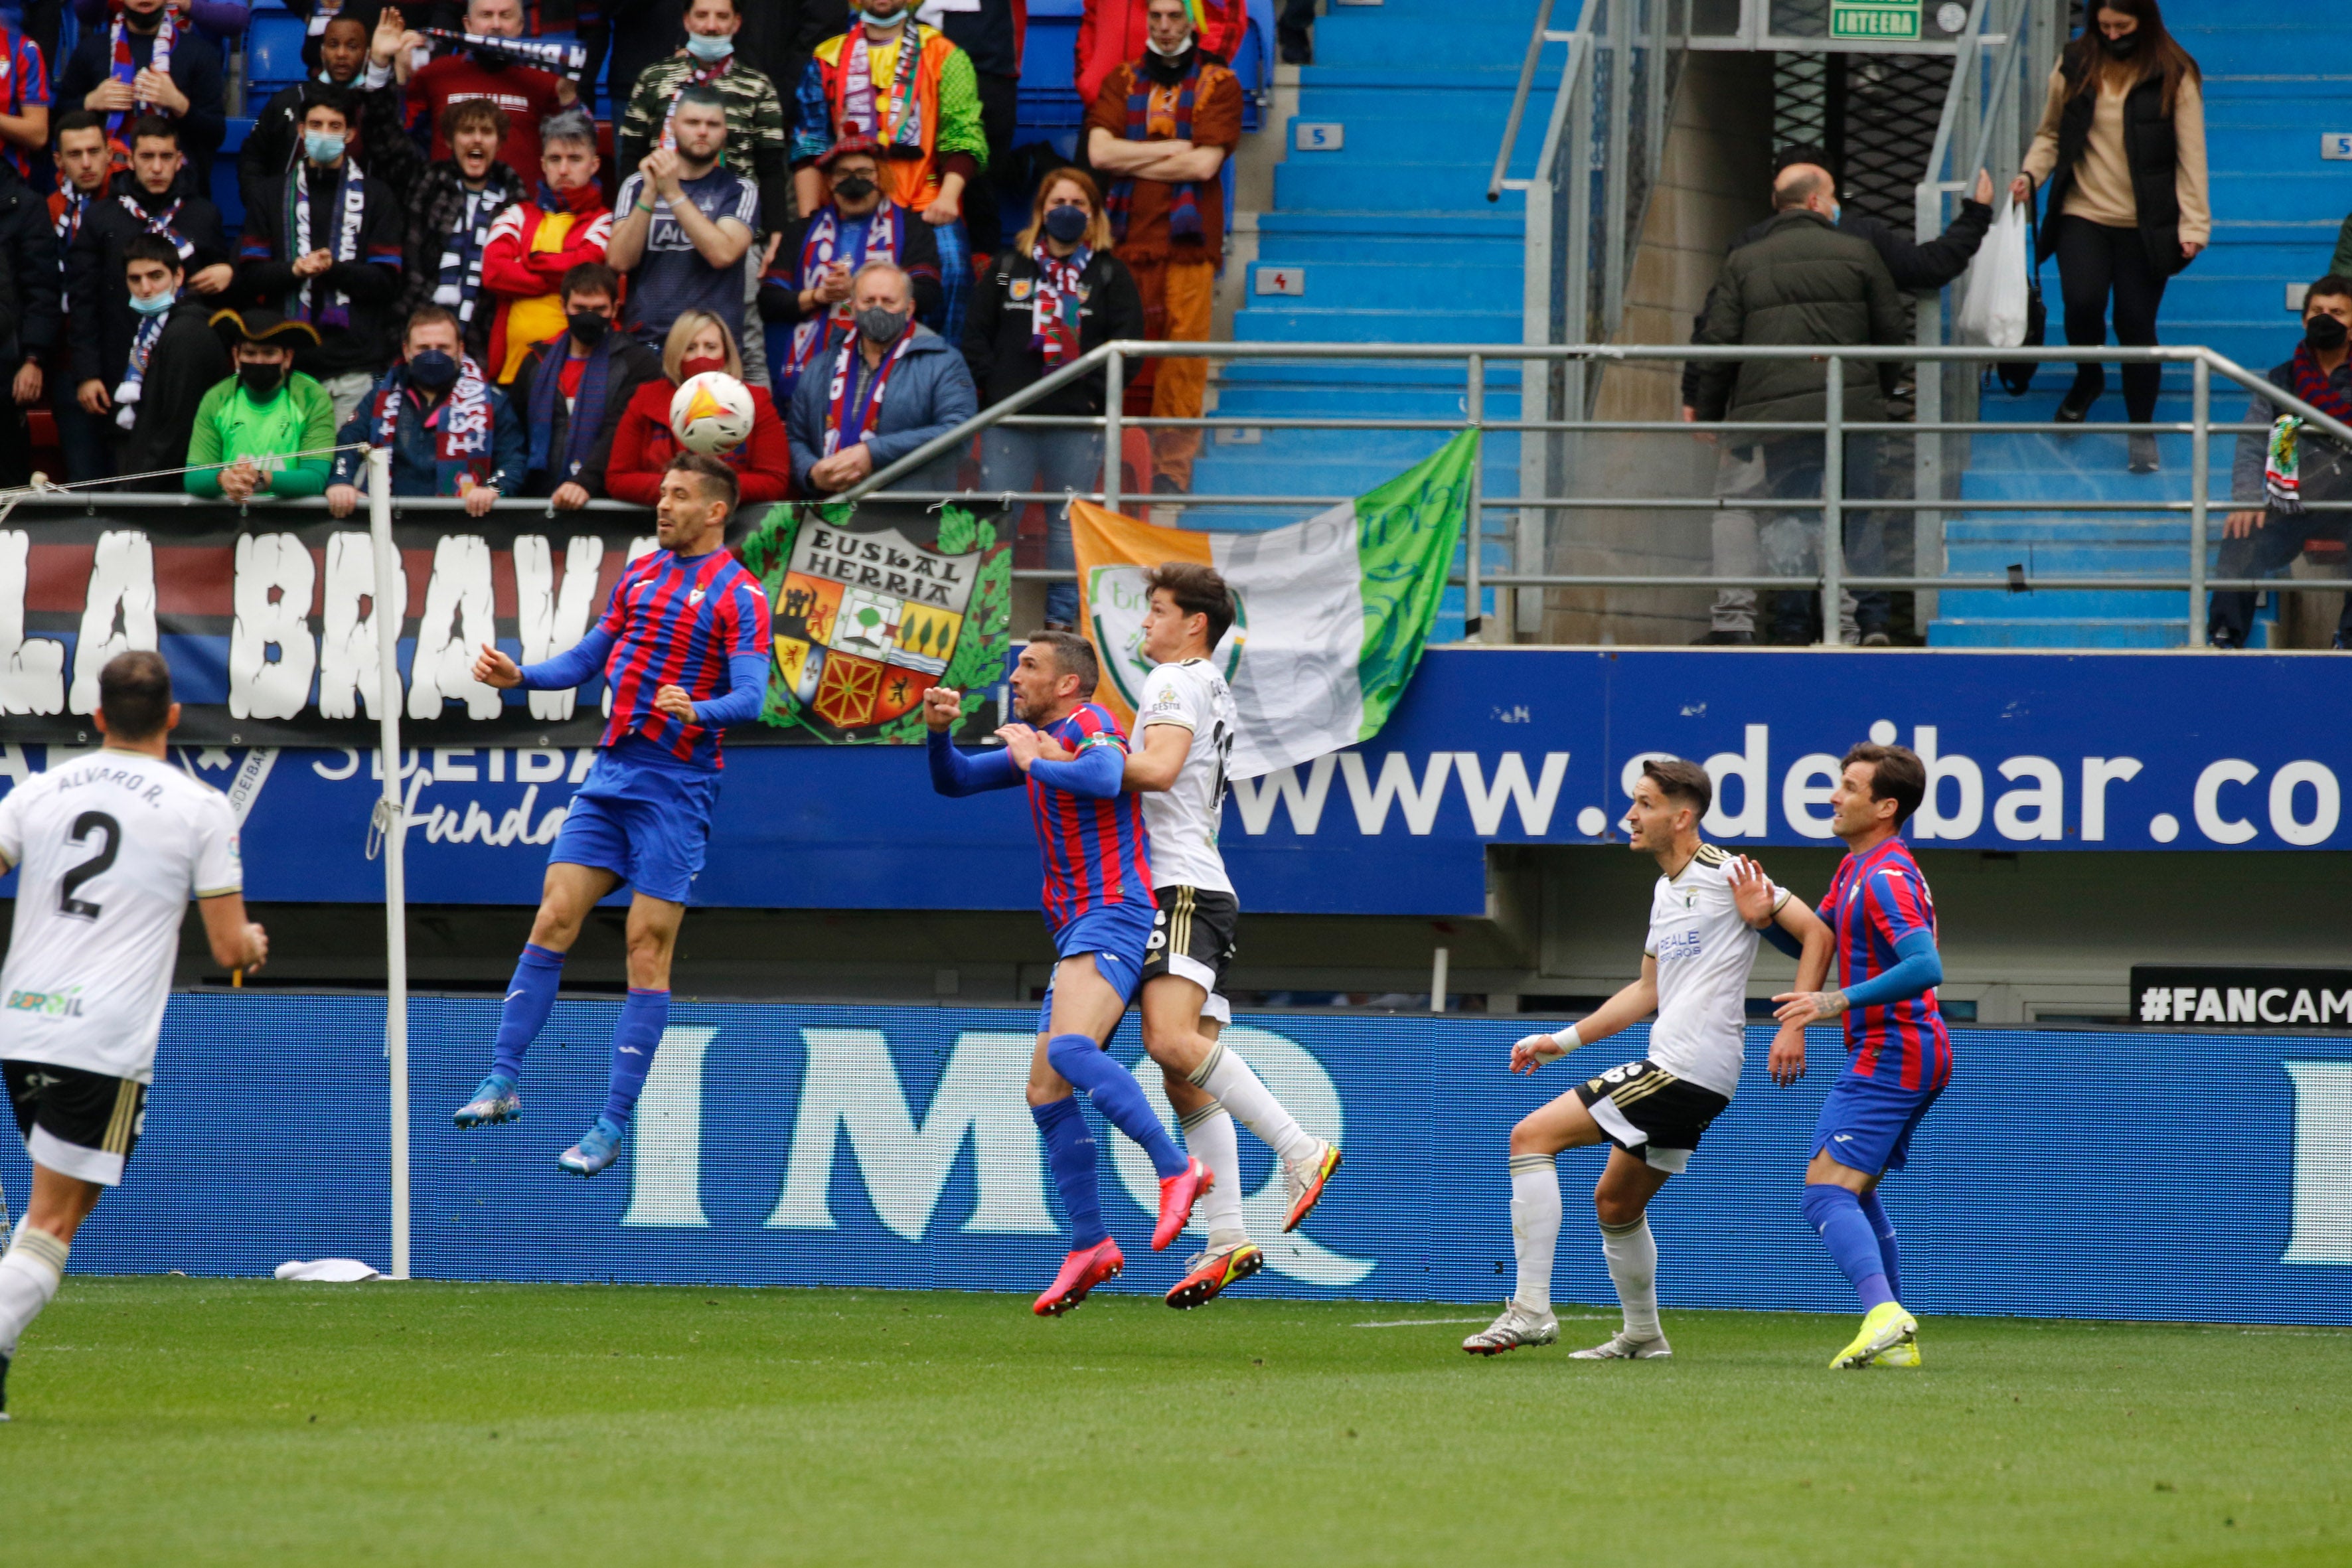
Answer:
[
  {"left": 2209, "top": 275, "right": 2352, "bottom": 651},
  {"left": 235, "top": 86, "right": 408, "bottom": 428},
  {"left": 617, "top": 0, "right": 792, "bottom": 250},
  {"left": 2015, "top": 0, "right": 2208, "bottom": 472},
  {"left": 386, "top": 0, "right": 579, "bottom": 180},
  {"left": 607, "top": 84, "right": 761, "bottom": 347},
  {"left": 69, "top": 0, "right": 252, "bottom": 52},
  {"left": 962, "top": 169, "right": 1142, "bottom": 629},
  {"left": 394, "top": 98, "right": 523, "bottom": 367},
  {"left": 510, "top": 262, "right": 667, "bottom": 507},
  {"left": 787, "top": 258, "right": 975, "bottom": 501},
  {"left": 601, "top": 307, "right": 790, "bottom": 507},
  {"left": 184, "top": 305, "right": 340, "bottom": 501},
  {"left": 759, "top": 134, "right": 941, "bottom": 402},
  {"left": 327, "top": 304, "right": 524, "bottom": 514},
  {"left": 104, "top": 232, "right": 230, "bottom": 486},
  {"left": 479, "top": 108, "right": 613, "bottom": 384},
  {"left": 242, "top": 9, "right": 422, "bottom": 220},
  {"left": 56, "top": 0, "right": 228, "bottom": 188}
]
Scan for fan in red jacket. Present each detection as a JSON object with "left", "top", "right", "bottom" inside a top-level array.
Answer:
[
  {"left": 605, "top": 309, "right": 793, "bottom": 507},
  {"left": 480, "top": 108, "right": 613, "bottom": 384},
  {"left": 1075, "top": 0, "right": 1247, "bottom": 107}
]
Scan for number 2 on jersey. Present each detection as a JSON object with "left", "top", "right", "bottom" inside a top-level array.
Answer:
[{"left": 57, "top": 810, "right": 121, "bottom": 921}]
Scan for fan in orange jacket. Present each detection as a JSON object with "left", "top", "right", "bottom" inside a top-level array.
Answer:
[{"left": 1075, "top": 0, "right": 1246, "bottom": 107}]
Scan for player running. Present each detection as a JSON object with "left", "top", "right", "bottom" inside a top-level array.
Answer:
[
  {"left": 1043, "top": 566, "right": 1342, "bottom": 1308},
  {"left": 1742, "top": 742, "right": 1950, "bottom": 1371},
  {"left": 455, "top": 453, "right": 771, "bottom": 1178},
  {"left": 1464, "top": 758, "right": 1830, "bottom": 1360},
  {"left": 0, "top": 652, "right": 269, "bottom": 1419},
  {"left": 925, "top": 631, "right": 1212, "bottom": 1316}
]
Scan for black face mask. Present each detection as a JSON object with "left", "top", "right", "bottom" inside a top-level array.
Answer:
[
  {"left": 238, "top": 360, "right": 285, "bottom": 397},
  {"left": 2100, "top": 29, "right": 2140, "bottom": 59},
  {"left": 407, "top": 349, "right": 460, "bottom": 391},
  {"left": 2309, "top": 313, "right": 2349, "bottom": 353},
  {"left": 831, "top": 173, "right": 878, "bottom": 202},
  {"left": 568, "top": 310, "right": 611, "bottom": 347}
]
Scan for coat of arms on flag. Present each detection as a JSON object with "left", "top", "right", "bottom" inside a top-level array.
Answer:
[{"left": 742, "top": 502, "right": 1012, "bottom": 743}]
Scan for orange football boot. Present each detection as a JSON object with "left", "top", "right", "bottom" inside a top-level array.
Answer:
[{"left": 1164, "top": 1241, "right": 1264, "bottom": 1310}]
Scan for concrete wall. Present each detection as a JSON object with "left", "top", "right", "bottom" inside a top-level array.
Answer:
[{"left": 1540, "top": 50, "right": 1776, "bottom": 646}]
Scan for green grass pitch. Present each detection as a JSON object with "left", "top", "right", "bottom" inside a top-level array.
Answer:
[{"left": 6, "top": 1279, "right": 2349, "bottom": 1565}]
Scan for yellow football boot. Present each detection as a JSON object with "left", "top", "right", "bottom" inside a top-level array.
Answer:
[{"left": 1830, "top": 1301, "right": 1917, "bottom": 1370}]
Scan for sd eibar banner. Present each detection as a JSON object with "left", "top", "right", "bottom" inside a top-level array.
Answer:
[
  {"left": 743, "top": 503, "right": 1012, "bottom": 743},
  {"left": 1070, "top": 430, "right": 1476, "bottom": 779}
]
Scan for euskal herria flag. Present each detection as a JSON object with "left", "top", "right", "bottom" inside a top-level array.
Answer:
[{"left": 1069, "top": 430, "right": 1477, "bottom": 780}]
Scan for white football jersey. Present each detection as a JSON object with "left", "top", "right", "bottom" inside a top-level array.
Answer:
[
  {"left": 0, "top": 751, "right": 242, "bottom": 1083},
  {"left": 1642, "top": 843, "right": 1784, "bottom": 1099},
  {"left": 1136, "top": 659, "right": 1237, "bottom": 895}
]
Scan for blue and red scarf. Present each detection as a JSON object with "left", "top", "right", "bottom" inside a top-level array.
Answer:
[
  {"left": 821, "top": 327, "right": 913, "bottom": 457},
  {"left": 2290, "top": 341, "right": 2352, "bottom": 424},
  {"left": 106, "top": 9, "right": 175, "bottom": 140},
  {"left": 781, "top": 200, "right": 905, "bottom": 394},
  {"left": 1106, "top": 56, "right": 1204, "bottom": 246},
  {"left": 525, "top": 333, "right": 614, "bottom": 486},
  {"left": 374, "top": 356, "right": 499, "bottom": 493},
  {"left": 1030, "top": 242, "right": 1087, "bottom": 368}
]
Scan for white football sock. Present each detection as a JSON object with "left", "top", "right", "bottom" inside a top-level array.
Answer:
[
  {"left": 1187, "top": 1039, "right": 1317, "bottom": 1167},
  {"left": 1178, "top": 1102, "right": 1247, "bottom": 1247},
  {"left": 1508, "top": 1153, "right": 1561, "bottom": 1316},
  {"left": 0, "top": 1226, "right": 69, "bottom": 1358},
  {"left": 1599, "top": 1215, "right": 1661, "bottom": 1340}
]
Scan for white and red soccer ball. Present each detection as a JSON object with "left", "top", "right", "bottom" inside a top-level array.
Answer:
[{"left": 669, "top": 371, "right": 756, "bottom": 455}]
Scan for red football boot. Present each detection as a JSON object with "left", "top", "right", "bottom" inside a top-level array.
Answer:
[
  {"left": 1032, "top": 1237, "right": 1124, "bottom": 1316},
  {"left": 1152, "top": 1157, "right": 1214, "bottom": 1251}
]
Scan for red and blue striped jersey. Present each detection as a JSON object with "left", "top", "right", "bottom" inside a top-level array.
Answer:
[
  {"left": 0, "top": 34, "right": 48, "bottom": 183},
  {"left": 594, "top": 548, "right": 771, "bottom": 769},
  {"left": 1819, "top": 836, "right": 1952, "bottom": 1092},
  {"left": 1031, "top": 703, "right": 1154, "bottom": 927}
]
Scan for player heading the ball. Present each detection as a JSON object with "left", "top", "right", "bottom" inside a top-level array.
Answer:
[
  {"left": 0, "top": 651, "right": 270, "bottom": 1420},
  {"left": 455, "top": 453, "right": 772, "bottom": 1179},
  {"left": 925, "top": 633, "right": 1212, "bottom": 1316},
  {"left": 1465, "top": 758, "right": 1831, "bottom": 1360}
]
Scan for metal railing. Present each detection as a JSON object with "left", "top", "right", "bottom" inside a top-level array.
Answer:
[{"left": 838, "top": 339, "right": 2352, "bottom": 649}]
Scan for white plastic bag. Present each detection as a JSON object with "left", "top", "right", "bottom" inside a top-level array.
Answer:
[{"left": 1955, "top": 195, "right": 2032, "bottom": 349}]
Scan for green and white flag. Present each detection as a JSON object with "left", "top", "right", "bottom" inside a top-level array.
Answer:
[{"left": 1071, "top": 429, "right": 1478, "bottom": 779}]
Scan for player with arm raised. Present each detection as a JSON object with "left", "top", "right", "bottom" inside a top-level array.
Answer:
[
  {"left": 0, "top": 651, "right": 268, "bottom": 1419},
  {"left": 1464, "top": 757, "right": 1832, "bottom": 1360},
  {"left": 1750, "top": 743, "right": 1950, "bottom": 1371},
  {"left": 453, "top": 453, "right": 772, "bottom": 1180},
  {"left": 925, "top": 631, "right": 1212, "bottom": 1316}
]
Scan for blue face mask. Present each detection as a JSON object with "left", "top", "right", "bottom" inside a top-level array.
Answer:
[
  {"left": 1828, "top": 202, "right": 1842, "bottom": 226},
  {"left": 684, "top": 29, "right": 732, "bottom": 60},
  {"left": 129, "top": 287, "right": 176, "bottom": 317},
  {"left": 860, "top": 6, "right": 907, "bottom": 27},
  {"left": 305, "top": 130, "right": 345, "bottom": 165}
]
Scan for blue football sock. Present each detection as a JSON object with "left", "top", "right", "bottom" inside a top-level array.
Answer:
[
  {"left": 1802, "top": 1184, "right": 1896, "bottom": 1310},
  {"left": 1046, "top": 1034, "right": 1188, "bottom": 1179},
  {"left": 1032, "top": 1096, "right": 1107, "bottom": 1249},
  {"left": 600, "top": 988, "right": 668, "bottom": 1129},
  {"left": 490, "top": 943, "right": 565, "bottom": 1081},
  {"left": 1857, "top": 1189, "right": 1903, "bottom": 1302}
]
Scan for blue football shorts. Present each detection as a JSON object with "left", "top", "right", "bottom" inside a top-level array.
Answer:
[
  {"left": 548, "top": 746, "right": 721, "bottom": 905},
  {"left": 1036, "top": 899, "right": 1157, "bottom": 1038},
  {"left": 1812, "top": 1063, "right": 1946, "bottom": 1177}
]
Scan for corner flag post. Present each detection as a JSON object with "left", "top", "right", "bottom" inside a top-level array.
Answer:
[{"left": 367, "top": 446, "right": 412, "bottom": 1281}]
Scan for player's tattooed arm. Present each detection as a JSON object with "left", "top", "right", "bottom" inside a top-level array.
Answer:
[{"left": 1512, "top": 957, "right": 1659, "bottom": 1073}]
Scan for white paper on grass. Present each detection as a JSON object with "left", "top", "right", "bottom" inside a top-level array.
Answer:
[
  {"left": 274, "top": 1259, "right": 383, "bottom": 1283},
  {"left": 1955, "top": 195, "right": 2033, "bottom": 349}
]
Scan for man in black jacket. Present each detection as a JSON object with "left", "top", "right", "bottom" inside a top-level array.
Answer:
[
  {"left": 1687, "top": 150, "right": 1992, "bottom": 643},
  {"left": 55, "top": 0, "right": 228, "bottom": 188},
  {"left": 240, "top": 9, "right": 422, "bottom": 221},
  {"left": 66, "top": 118, "right": 230, "bottom": 477},
  {"left": 0, "top": 163, "right": 62, "bottom": 489},
  {"left": 1692, "top": 164, "right": 1911, "bottom": 647},
  {"left": 236, "top": 85, "right": 407, "bottom": 428},
  {"left": 392, "top": 98, "right": 522, "bottom": 366},
  {"left": 509, "top": 262, "right": 665, "bottom": 505},
  {"left": 759, "top": 136, "right": 943, "bottom": 400},
  {"left": 109, "top": 232, "right": 232, "bottom": 487}
]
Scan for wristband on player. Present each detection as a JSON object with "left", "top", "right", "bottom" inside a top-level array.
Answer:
[{"left": 1518, "top": 1023, "right": 1583, "bottom": 1063}]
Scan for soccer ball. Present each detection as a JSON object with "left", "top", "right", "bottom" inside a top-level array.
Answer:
[{"left": 669, "top": 371, "right": 757, "bottom": 455}]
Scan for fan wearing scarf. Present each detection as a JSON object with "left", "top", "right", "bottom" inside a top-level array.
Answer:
[
  {"left": 760, "top": 135, "right": 942, "bottom": 402},
  {"left": 481, "top": 108, "right": 614, "bottom": 384},
  {"left": 393, "top": 96, "right": 521, "bottom": 365},
  {"left": 387, "top": 0, "right": 578, "bottom": 179},
  {"left": 785, "top": 258, "right": 975, "bottom": 500},
  {"left": 512, "top": 261, "right": 665, "bottom": 509},
  {"left": 1084, "top": 0, "right": 1239, "bottom": 495},
  {"left": 240, "top": 9, "right": 421, "bottom": 220},
  {"left": 96, "top": 231, "right": 231, "bottom": 483},
  {"left": 235, "top": 84, "right": 405, "bottom": 428},
  {"left": 185, "top": 306, "right": 339, "bottom": 501},
  {"left": 58, "top": 0, "right": 228, "bottom": 186},
  {"left": 40, "top": 112, "right": 114, "bottom": 483},
  {"left": 0, "top": 11, "right": 50, "bottom": 184},
  {"left": 792, "top": 0, "right": 988, "bottom": 340},
  {"left": 617, "top": 0, "right": 793, "bottom": 265},
  {"left": 327, "top": 304, "right": 524, "bottom": 516},
  {"left": 2211, "top": 274, "right": 2352, "bottom": 651},
  {"left": 602, "top": 309, "right": 789, "bottom": 507},
  {"left": 963, "top": 169, "right": 1143, "bottom": 628}
]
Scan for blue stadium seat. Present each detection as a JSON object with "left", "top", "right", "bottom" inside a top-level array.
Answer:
[
  {"left": 213, "top": 117, "right": 254, "bottom": 231},
  {"left": 245, "top": 13, "right": 311, "bottom": 93}
]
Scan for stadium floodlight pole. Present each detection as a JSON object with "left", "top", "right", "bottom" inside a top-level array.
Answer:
[{"left": 366, "top": 447, "right": 412, "bottom": 1283}]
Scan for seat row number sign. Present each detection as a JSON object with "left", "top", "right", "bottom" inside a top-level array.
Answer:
[
  {"left": 2324, "top": 133, "right": 2352, "bottom": 161},
  {"left": 1257, "top": 268, "right": 1306, "bottom": 297},
  {"left": 1296, "top": 122, "right": 1344, "bottom": 151}
]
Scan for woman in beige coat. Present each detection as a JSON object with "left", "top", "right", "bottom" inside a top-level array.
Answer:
[{"left": 2012, "top": 0, "right": 2208, "bottom": 471}]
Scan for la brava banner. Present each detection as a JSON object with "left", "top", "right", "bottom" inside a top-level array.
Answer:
[{"left": 0, "top": 502, "right": 1010, "bottom": 748}]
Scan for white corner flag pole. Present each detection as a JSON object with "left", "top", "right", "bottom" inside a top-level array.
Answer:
[{"left": 367, "top": 446, "right": 412, "bottom": 1281}]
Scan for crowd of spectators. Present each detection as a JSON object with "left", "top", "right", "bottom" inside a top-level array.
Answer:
[{"left": 0, "top": 0, "right": 1272, "bottom": 553}]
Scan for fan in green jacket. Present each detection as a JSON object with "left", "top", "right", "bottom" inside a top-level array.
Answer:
[{"left": 185, "top": 308, "right": 341, "bottom": 501}]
